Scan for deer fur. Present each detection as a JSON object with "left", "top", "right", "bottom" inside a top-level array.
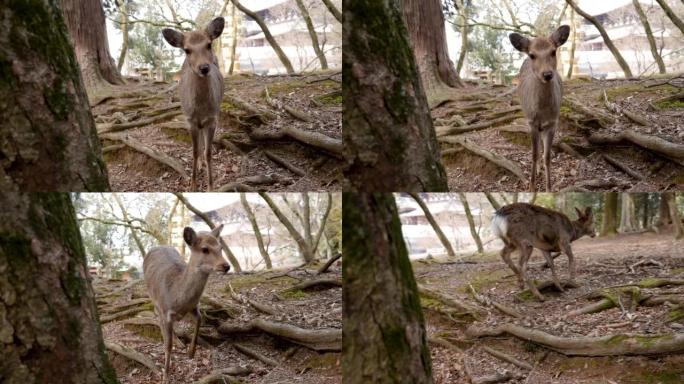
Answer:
[
  {"left": 143, "top": 225, "right": 229, "bottom": 383},
  {"left": 509, "top": 25, "right": 570, "bottom": 191},
  {"left": 491, "top": 202, "right": 595, "bottom": 301},
  {"left": 162, "top": 18, "right": 225, "bottom": 191}
]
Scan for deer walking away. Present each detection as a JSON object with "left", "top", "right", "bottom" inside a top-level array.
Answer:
[
  {"left": 143, "top": 225, "right": 230, "bottom": 383},
  {"left": 162, "top": 17, "right": 225, "bottom": 191},
  {"left": 509, "top": 25, "right": 570, "bottom": 192},
  {"left": 491, "top": 202, "right": 595, "bottom": 301}
]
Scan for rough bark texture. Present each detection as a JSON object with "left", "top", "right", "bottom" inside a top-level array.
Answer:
[
  {"left": 632, "top": 0, "right": 667, "bottom": 74},
  {"left": 0, "top": 0, "right": 110, "bottom": 191},
  {"left": 0, "top": 193, "right": 118, "bottom": 384},
  {"left": 565, "top": 0, "right": 633, "bottom": 78},
  {"left": 343, "top": 0, "right": 448, "bottom": 192},
  {"left": 401, "top": 0, "right": 460, "bottom": 100},
  {"left": 295, "top": 0, "right": 328, "bottom": 69},
  {"left": 459, "top": 193, "right": 484, "bottom": 253},
  {"left": 408, "top": 193, "right": 456, "bottom": 258},
  {"left": 240, "top": 193, "right": 272, "bottom": 269},
  {"left": 343, "top": 193, "right": 433, "bottom": 384},
  {"left": 601, "top": 192, "right": 619, "bottom": 236}
]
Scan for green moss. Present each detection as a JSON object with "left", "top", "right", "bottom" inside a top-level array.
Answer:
[
  {"left": 667, "top": 308, "right": 684, "bottom": 322},
  {"left": 303, "top": 352, "right": 339, "bottom": 370},
  {"left": 655, "top": 99, "right": 684, "bottom": 109},
  {"left": 161, "top": 127, "right": 191, "bottom": 143},
  {"left": 225, "top": 274, "right": 268, "bottom": 291},
  {"left": 281, "top": 289, "right": 308, "bottom": 299},
  {"left": 315, "top": 92, "right": 342, "bottom": 106},
  {"left": 560, "top": 105, "right": 573, "bottom": 115},
  {"left": 419, "top": 296, "right": 441, "bottom": 309},
  {"left": 266, "top": 80, "right": 306, "bottom": 95},
  {"left": 459, "top": 268, "right": 511, "bottom": 294},
  {"left": 629, "top": 370, "right": 683, "bottom": 384},
  {"left": 671, "top": 268, "right": 684, "bottom": 275},
  {"left": 221, "top": 101, "right": 236, "bottom": 112},
  {"left": 637, "top": 278, "right": 666, "bottom": 288},
  {"left": 123, "top": 323, "right": 162, "bottom": 341},
  {"left": 515, "top": 290, "right": 536, "bottom": 301},
  {"left": 500, "top": 131, "right": 531, "bottom": 148}
]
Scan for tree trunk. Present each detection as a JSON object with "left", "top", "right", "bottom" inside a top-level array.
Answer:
[
  {"left": 484, "top": 192, "right": 502, "bottom": 211},
  {"left": 228, "top": 4, "right": 238, "bottom": 75},
  {"left": 633, "top": 0, "right": 667, "bottom": 74},
  {"left": 401, "top": 0, "right": 460, "bottom": 104},
  {"left": 0, "top": 0, "right": 110, "bottom": 191},
  {"left": 666, "top": 193, "right": 683, "bottom": 239},
  {"left": 116, "top": 0, "right": 129, "bottom": 72},
  {"left": 641, "top": 194, "right": 650, "bottom": 229},
  {"left": 408, "top": 193, "right": 456, "bottom": 258},
  {"left": 259, "top": 193, "right": 315, "bottom": 263},
  {"left": 458, "top": 193, "right": 484, "bottom": 254},
  {"left": 343, "top": 0, "right": 448, "bottom": 192},
  {"left": 112, "top": 193, "right": 146, "bottom": 256},
  {"left": 620, "top": 193, "right": 637, "bottom": 233},
  {"left": 241, "top": 193, "right": 272, "bottom": 269},
  {"left": 565, "top": 0, "right": 633, "bottom": 78},
  {"left": 230, "top": 0, "right": 295, "bottom": 74},
  {"left": 601, "top": 192, "right": 619, "bottom": 236},
  {"left": 566, "top": 8, "right": 577, "bottom": 79},
  {"left": 454, "top": 0, "right": 468, "bottom": 81},
  {"left": 321, "top": 0, "right": 342, "bottom": 23},
  {"left": 654, "top": 0, "right": 684, "bottom": 36},
  {"left": 657, "top": 193, "right": 672, "bottom": 230},
  {"left": 59, "top": 0, "right": 125, "bottom": 103},
  {"left": 342, "top": 193, "right": 433, "bottom": 384},
  {"left": 295, "top": 0, "right": 328, "bottom": 70},
  {"left": 0, "top": 193, "right": 118, "bottom": 383}
]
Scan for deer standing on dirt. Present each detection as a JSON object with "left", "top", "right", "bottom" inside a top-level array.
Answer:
[
  {"left": 143, "top": 225, "right": 230, "bottom": 383},
  {"left": 491, "top": 203, "right": 595, "bottom": 301},
  {"left": 162, "top": 18, "right": 225, "bottom": 191},
  {"left": 509, "top": 26, "right": 570, "bottom": 191}
]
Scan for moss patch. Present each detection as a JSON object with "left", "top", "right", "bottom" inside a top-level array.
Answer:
[
  {"left": 655, "top": 99, "right": 684, "bottom": 109},
  {"left": 265, "top": 80, "right": 307, "bottom": 96},
  {"left": 458, "top": 268, "right": 511, "bottom": 294},
  {"left": 123, "top": 323, "right": 161, "bottom": 341},
  {"left": 315, "top": 92, "right": 342, "bottom": 106},
  {"left": 500, "top": 131, "right": 531, "bottom": 148},
  {"left": 280, "top": 289, "right": 308, "bottom": 299}
]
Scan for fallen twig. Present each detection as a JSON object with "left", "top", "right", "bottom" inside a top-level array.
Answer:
[{"left": 234, "top": 343, "right": 279, "bottom": 366}]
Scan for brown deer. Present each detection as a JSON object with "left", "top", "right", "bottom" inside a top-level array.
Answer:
[
  {"left": 143, "top": 225, "right": 230, "bottom": 383},
  {"left": 509, "top": 26, "right": 570, "bottom": 191},
  {"left": 162, "top": 18, "right": 225, "bottom": 191},
  {"left": 491, "top": 203, "right": 595, "bottom": 301}
]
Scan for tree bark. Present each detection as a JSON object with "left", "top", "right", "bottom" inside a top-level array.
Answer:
[
  {"left": 408, "top": 193, "right": 456, "bottom": 258},
  {"left": 620, "top": 193, "right": 637, "bottom": 233},
  {"left": 454, "top": 0, "right": 468, "bottom": 81},
  {"left": 401, "top": 0, "right": 460, "bottom": 102},
  {"left": 112, "top": 193, "right": 146, "bottom": 256},
  {"left": 228, "top": 4, "right": 238, "bottom": 75},
  {"left": 240, "top": 193, "right": 272, "bottom": 269},
  {"left": 343, "top": 0, "right": 448, "bottom": 192},
  {"left": 116, "top": 0, "right": 129, "bottom": 72},
  {"left": 343, "top": 193, "right": 433, "bottom": 384},
  {"left": 565, "top": 0, "right": 633, "bottom": 78},
  {"left": 484, "top": 192, "right": 502, "bottom": 211},
  {"left": 654, "top": 0, "right": 684, "bottom": 36},
  {"left": 632, "top": 0, "right": 667, "bottom": 74},
  {"left": 666, "top": 192, "right": 683, "bottom": 239},
  {"left": 0, "top": 193, "right": 118, "bottom": 383},
  {"left": 601, "top": 192, "right": 619, "bottom": 236},
  {"left": 0, "top": 0, "right": 110, "bottom": 191},
  {"left": 657, "top": 193, "right": 672, "bottom": 229},
  {"left": 295, "top": 0, "right": 328, "bottom": 70},
  {"left": 321, "top": 0, "right": 342, "bottom": 23},
  {"left": 459, "top": 193, "right": 484, "bottom": 254},
  {"left": 59, "top": 0, "right": 125, "bottom": 101},
  {"left": 566, "top": 8, "right": 577, "bottom": 79},
  {"left": 259, "top": 193, "right": 315, "bottom": 263},
  {"left": 230, "top": 0, "right": 295, "bottom": 74}
]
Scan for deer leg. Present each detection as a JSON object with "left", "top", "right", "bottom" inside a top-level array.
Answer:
[
  {"left": 500, "top": 242, "right": 522, "bottom": 288},
  {"left": 561, "top": 240, "right": 577, "bottom": 283},
  {"left": 204, "top": 118, "right": 216, "bottom": 192},
  {"left": 160, "top": 316, "right": 173, "bottom": 383},
  {"left": 542, "top": 250, "right": 564, "bottom": 292},
  {"left": 542, "top": 124, "right": 555, "bottom": 192},
  {"left": 189, "top": 307, "right": 201, "bottom": 358},
  {"left": 530, "top": 125, "right": 540, "bottom": 192},
  {"left": 190, "top": 127, "right": 200, "bottom": 192},
  {"left": 519, "top": 243, "right": 545, "bottom": 301}
]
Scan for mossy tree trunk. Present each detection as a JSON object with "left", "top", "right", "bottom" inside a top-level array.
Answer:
[
  {"left": 240, "top": 193, "right": 272, "bottom": 269},
  {"left": 343, "top": 0, "right": 448, "bottom": 192},
  {"left": 458, "top": 193, "right": 484, "bottom": 254},
  {"left": 632, "top": 0, "right": 667, "bottom": 74},
  {"left": 0, "top": 0, "right": 110, "bottom": 191},
  {"left": 601, "top": 192, "right": 619, "bottom": 236},
  {"left": 295, "top": 0, "right": 328, "bottom": 70},
  {"left": 0, "top": 193, "right": 118, "bottom": 384},
  {"left": 408, "top": 193, "right": 456, "bottom": 258},
  {"left": 342, "top": 193, "right": 433, "bottom": 384}
]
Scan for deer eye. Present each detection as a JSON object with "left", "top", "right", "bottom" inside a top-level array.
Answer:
[
  {"left": 551, "top": 51, "right": 556, "bottom": 57},
  {"left": 184, "top": 49, "right": 191, "bottom": 54},
  {"left": 529, "top": 54, "right": 536, "bottom": 60},
  {"left": 202, "top": 247, "right": 209, "bottom": 254},
  {"left": 206, "top": 43, "right": 211, "bottom": 49}
]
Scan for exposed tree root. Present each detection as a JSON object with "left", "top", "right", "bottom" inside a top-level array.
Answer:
[
  {"left": 217, "top": 318, "right": 342, "bottom": 351},
  {"left": 439, "top": 136, "right": 525, "bottom": 182},
  {"left": 602, "top": 90, "right": 649, "bottom": 126},
  {"left": 601, "top": 154, "right": 646, "bottom": 180},
  {"left": 102, "top": 144, "right": 126, "bottom": 154},
  {"left": 250, "top": 126, "right": 343, "bottom": 158},
  {"left": 428, "top": 336, "right": 463, "bottom": 353},
  {"left": 100, "top": 305, "right": 151, "bottom": 323},
  {"left": 418, "top": 284, "right": 486, "bottom": 317},
  {"left": 559, "top": 177, "right": 624, "bottom": 192},
  {"left": 100, "top": 298, "right": 150, "bottom": 314},
  {"left": 105, "top": 341, "right": 160, "bottom": 374},
  {"left": 100, "top": 134, "right": 189, "bottom": 179},
  {"left": 97, "top": 109, "right": 183, "bottom": 134},
  {"left": 568, "top": 298, "right": 617, "bottom": 317},
  {"left": 283, "top": 278, "right": 342, "bottom": 293},
  {"left": 556, "top": 142, "right": 584, "bottom": 160},
  {"left": 228, "top": 283, "right": 278, "bottom": 316},
  {"left": 471, "top": 371, "right": 520, "bottom": 384},
  {"left": 193, "top": 366, "right": 253, "bottom": 384},
  {"left": 435, "top": 113, "right": 521, "bottom": 136},
  {"left": 234, "top": 343, "right": 279, "bottom": 366},
  {"left": 316, "top": 253, "right": 342, "bottom": 275},
  {"left": 96, "top": 279, "right": 143, "bottom": 299},
  {"left": 481, "top": 346, "right": 533, "bottom": 370},
  {"left": 216, "top": 182, "right": 257, "bottom": 192},
  {"left": 588, "top": 130, "right": 684, "bottom": 167},
  {"left": 225, "top": 93, "right": 278, "bottom": 121},
  {"left": 469, "top": 284, "right": 523, "bottom": 319},
  {"left": 283, "top": 105, "right": 314, "bottom": 122},
  {"left": 563, "top": 97, "right": 616, "bottom": 128},
  {"left": 263, "top": 150, "right": 305, "bottom": 176},
  {"left": 466, "top": 323, "right": 684, "bottom": 355}
]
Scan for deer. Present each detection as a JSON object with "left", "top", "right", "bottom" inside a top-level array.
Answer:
[
  {"left": 509, "top": 25, "right": 570, "bottom": 192},
  {"left": 162, "top": 17, "right": 225, "bottom": 191},
  {"left": 143, "top": 225, "right": 230, "bottom": 383},
  {"left": 490, "top": 202, "right": 595, "bottom": 301}
]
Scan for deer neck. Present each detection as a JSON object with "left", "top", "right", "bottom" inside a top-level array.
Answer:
[
  {"left": 176, "top": 254, "right": 211, "bottom": 304},
  {"left": 569, "top": 221, "right": 582, "bottom": 242}
]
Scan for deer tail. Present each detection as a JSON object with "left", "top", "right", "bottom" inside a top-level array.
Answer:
[{"left": 490, "top": 213, "right": 508, "bottom": 240}]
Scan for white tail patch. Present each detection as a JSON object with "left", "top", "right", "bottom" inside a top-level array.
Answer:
[{"left": 490, "top": 214, "right": 508, "bottom": 240}]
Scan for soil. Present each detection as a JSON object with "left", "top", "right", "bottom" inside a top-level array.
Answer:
[
  {"left": 413, "top": 231, "right": 684, "bottom": 384},
  {"left": 433, "top": 76, "right": 684, "bottom": 192},
  {"left": 93, "top": 72, "right": 342, "bottom": 192},
  {"left": 95, "top": 264, "right": 342, "bottom": 384}
]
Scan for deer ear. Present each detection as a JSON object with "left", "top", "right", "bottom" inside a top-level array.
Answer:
[
  {"left": 585, "top": 207, "right": 593, "bottom": 218},
  {"left": 575, "top": 207, "right": 583, "bottom": 218},
  {"left": 211, "top": 224, "right": 224, "bottom": 238},
  {"left": 162, "top": 28, "right": 184, "bottom": 48},
  {"left": 551, "top": 25, "right": 570, "bottom": 47},
  {"left": 509, "top": 33, "right": 529, "bottom": 53},
  {"left": 183, "top": 227, "right": 197, "bottom": 246},
  {"left": 206, "top": 17, "right": 225, "bottom": 40}
]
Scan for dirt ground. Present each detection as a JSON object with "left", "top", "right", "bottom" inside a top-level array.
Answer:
[
  {"left": 414, "top": 231, "right": 684, "bottom": 384},
  {"left": 94, "top": 264, "right": 341, "bottom": 384},
  {"left": 93, "top": 72, "right": 342, "bottom": 192},
  {"left": 433, "top": 76, "right": 684, "bottom": 192}
]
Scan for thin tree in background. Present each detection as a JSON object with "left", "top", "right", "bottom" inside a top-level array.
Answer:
[
  {"left": 620, "top": 193, "right": 637, "bottom": 233},
  {"left": 116, "top": 0, "right": 130, "bottom": 71},
  {"left": 566, "top": 8, "right": 577, "bottom": 79},
  {"left": 408, "top": 193, "right": 457, "bottom": 258},
  {"left": 484, "top": 192, "right": 502, "bottom": 210},
  {"left": 241, "top": 193, "right": 273, "bottom": 269},
  {"left": 343, "top": 193, "right": 433, "bottom": 383},
  {"left": 459, "top": 193, "right": 484, "bottom": 254},
  {"left": 0, "top": 193, "right": 118, "bottom": 383},
  {"left": 601, "top": 192, "right": 619, "bottom": 236},
  {"left": 565, "top": 0, "right": 633, "bottom": 78},
  {"left": 632, "top": 0, "right": 667, "bottom": 74},
  {"left": 295, "top": 0, "right": 328, "bottom": 69},
  {"left": 113, "top": 193, "right": 146, "bottom": 256},
  {"left": 454, "top": 0, "right": 469, "bottom": 82},
  {"left": 321, "top": 0, "right": 342, "bottom": 23},
  {"left": 666, "top": 192, "right": 683, "bottom": 239},
  {"left": 343, "top": 0, "right": 448, "bottom": 192},
  {"left": 654, "top": 0, "right": 684, "bottom": 36},
  {"left": 228, "top": 3, "right": 239, "bottom": 74}
]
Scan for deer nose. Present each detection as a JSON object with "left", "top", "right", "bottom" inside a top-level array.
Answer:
[
  {"left": 543, "top": 71, "right": 553, "bottom": 81},
  {"left": 199, "top": 64, "right": 210, "bottom": 75},
  {"left": 222, "top": 263, "right": 230, "bottom": 273}
]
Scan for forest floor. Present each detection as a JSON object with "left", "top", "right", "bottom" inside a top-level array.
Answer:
[
  {"left": 433, "top": 75, "right": 684, "bottom": 192},
  {"left": 413, "top": 231, "right": 684, "bottom": 384},
  {"left": 93, "top": 71, "right": 342, "bottom": 192},
  {"left": 94, "top": 261, "right": 342, "bottom": 384}
]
